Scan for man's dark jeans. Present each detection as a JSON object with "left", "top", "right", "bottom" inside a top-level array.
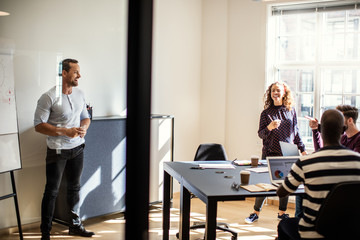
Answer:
[{"left": 40, "top": 144, "right": 84, "bottom": 234}]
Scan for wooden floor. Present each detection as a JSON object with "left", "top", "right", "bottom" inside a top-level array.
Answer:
[{"left": 1, "top": 195, "right": 294, "bottom": 240}]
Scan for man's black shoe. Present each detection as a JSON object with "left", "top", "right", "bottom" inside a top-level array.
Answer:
[{"left": 69, "top": 225, "right": 95, "bottom": 237}]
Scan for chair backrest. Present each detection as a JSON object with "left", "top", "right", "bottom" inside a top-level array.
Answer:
[
  {"left": 194, "top": 143, "right": 228, "bottom": 161},
  {"left": 315, "top": 181, "right": 360, "bottom": 239}
]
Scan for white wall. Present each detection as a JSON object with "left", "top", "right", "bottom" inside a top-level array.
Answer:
[
  {"left": 152, "top": 0, "right": 203, "bottom": 161},
  {"left": 200, "top": 0, "right": 228, "bottom": 146},
  {"left": 199, "top": 0, "right": 266, "bottom": 160},
  {"left": 225, "top": 0, "right": 267, "bottom": 159}
]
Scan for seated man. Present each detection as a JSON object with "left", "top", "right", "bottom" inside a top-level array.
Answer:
[
  {"left": 310, "top": 105, "right": 360, "bottom": 152},
  {"left": 295, "top": 105, "right": 360, "bottom": 218},
  {"left": 276, "top": 109, "right": 360, "bottom": 240}
]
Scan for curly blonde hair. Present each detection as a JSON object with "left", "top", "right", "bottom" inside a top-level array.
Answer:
[{"left": 264, "top": 82, "right": 294, "bottom": 111}]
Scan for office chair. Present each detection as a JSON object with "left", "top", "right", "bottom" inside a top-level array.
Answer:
[
  {"left": 176, "top": 143, "right": 237, "bottom": 240},
  {"left": 193, "top": 143, "right": 228, "bottom": 161},
  {"left": 315, "top": 181, "right": 360, "bottom": 239}
]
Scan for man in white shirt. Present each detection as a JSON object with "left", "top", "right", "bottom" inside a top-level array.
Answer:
[{"left": 34, "top": 59, "right": 93, "bottom": 240}]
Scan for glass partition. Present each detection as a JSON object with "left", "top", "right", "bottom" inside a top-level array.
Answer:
[{"left": 0, "top": 1, "right": 128, "bottom": 238}]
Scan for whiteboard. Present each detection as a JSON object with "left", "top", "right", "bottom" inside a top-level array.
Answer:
[
  {"left": 0, "top": 54, "right": 17, "bottom": 134},
  {"left": 0, "top": 54, "right": 21, "bottom": 173},
  {"left": 0, "top": 133, "right": 21, "bottom": 173}
]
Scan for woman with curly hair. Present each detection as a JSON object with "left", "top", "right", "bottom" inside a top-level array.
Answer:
[{"left": 245, "top": 81, "right": 307, "bottom": 224}]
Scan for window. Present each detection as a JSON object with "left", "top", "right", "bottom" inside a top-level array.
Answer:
[{"left": 267, "top": 1, "right": 360, "bottom": 149}]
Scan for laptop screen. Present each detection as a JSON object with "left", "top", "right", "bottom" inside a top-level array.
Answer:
[
  {"left": 280, "top": 141, "right": 300, "bottom": 156},
  {"left": 267, "top": 156, "right": 299, "bottom": 182}
]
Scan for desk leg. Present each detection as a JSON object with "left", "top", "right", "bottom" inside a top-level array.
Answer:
[
  {"left": 163, "top": 171, "right": 171, "bottom": 240},
  {"left": 205, "top": 200, "right": 217, "bottom": 240},
  {"left": 179, "top": 183, "right": 190, "bottom": 240}
]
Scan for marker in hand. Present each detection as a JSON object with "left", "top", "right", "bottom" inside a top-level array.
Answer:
[{"left": 268, "top": 115, "right": 281, "bottom": 130}]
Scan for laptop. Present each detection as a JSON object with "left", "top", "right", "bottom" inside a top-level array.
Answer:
[
  {"left": 280, "top": 141, "right": 300, "bottom": 156},
  {"left": 266, "top": 156, "right": 303, "bottom": 188}
]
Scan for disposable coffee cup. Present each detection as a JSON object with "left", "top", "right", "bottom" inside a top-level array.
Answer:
[
  {"left": 251, "top": 155, "right": 259, "bottom": 168},
  {"left": 240, "top": 170, "right": 250, "bottom": 185}
]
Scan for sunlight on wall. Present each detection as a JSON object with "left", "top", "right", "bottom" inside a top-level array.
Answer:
[
  {"left": 79, "top": 167, "right": 101, "bottom": 209},
  {"left": 152, "top": 117, "right": 172, "bottom": 201},
  {"left": 158, "top": 118, "right": 171, "bottom": 151},
  {"left": 157, "top": 151, "right": 170, "bottom": 200},
  {"left": 120, "top": 108, "right": 127, "bottom": 116},
  {"left": 111, "top": 138, "right": 126, "bottom": 206}
]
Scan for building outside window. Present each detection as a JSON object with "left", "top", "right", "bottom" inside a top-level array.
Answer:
[{"left": 267, "top": 1, "right": 360, "bottom": 149}]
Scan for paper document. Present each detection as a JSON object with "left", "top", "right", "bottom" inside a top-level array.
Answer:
[
  {"left": 233, "top": 160, "right": 251, "bottom": 165},
  {"left": 233, "top": 159, "right": 264, "bottom": 166},
  {"left": 198, "top": 163, "right": 236, "bottom": 169},
  {"left": 241, "top": 183, "right": 277, "bottom": 192},
  {"left": 245, "top": 167, "right": 269, "bottom": 173}
]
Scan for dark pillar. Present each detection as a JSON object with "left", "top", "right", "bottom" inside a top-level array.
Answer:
[{"left": 125, "top": 0, "right": 153, "bottom": 239}]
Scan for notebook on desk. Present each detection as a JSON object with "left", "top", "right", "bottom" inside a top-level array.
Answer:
[{"left": 266, "top": 156, "right": 304, "bottom": 188}]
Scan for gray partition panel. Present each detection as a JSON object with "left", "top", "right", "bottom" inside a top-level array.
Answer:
[
  {"left": 54, "top": 117, "right": 126, "bottom": 223},
  {"left": 54, "top": 115, "right": 174, "bottom": 223}
]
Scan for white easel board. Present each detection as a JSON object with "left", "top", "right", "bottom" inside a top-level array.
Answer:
[{"left": 0, "top": 54, "right": 21, "bottom": 173}]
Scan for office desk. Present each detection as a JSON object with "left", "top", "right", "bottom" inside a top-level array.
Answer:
[{"left": 162, "top": 161, "right": 304, "bottom": 240}]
